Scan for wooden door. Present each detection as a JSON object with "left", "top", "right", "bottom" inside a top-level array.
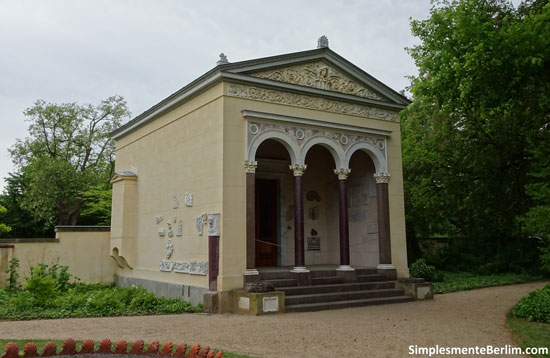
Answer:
[{"left": 256, "top": 179, "right": 278, "bottom": 267}]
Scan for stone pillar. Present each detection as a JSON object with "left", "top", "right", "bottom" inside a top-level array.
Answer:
[
  {"left": 289, "top": 164, "right": 308, "bottom": 273},
  {"left": 208, "top": 235, "right": 219, "bottom": 291},
  {"left": 374, "top": 172, "right": 395, "bottom": 278},
  {"left": 244, "top": 160, "right": 260, "bottom": 283},
  {"left": 334, "top": 168, "right": 354, "bottom": 272}
]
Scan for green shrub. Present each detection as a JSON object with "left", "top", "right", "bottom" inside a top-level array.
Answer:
[
  {"left": 4, "top": 258, "right": 20, "bottom": 290},
  {"left": 512, "top": 285, "right": 550, "bottom": 323},
  {"left": 9, "top": 290, "right": 36, "bottom": 311},
  {"left": 409, "top": 258, "right": 444, "bottom": 282},
  {"left": 24, "top": 266, "right": 58, "bottom": 306},
  {"left": 540, "top": 245, "right": 550, "bottom": 276}
]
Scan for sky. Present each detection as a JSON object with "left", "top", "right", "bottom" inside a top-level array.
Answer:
[{"left": 0, "top": 0, "right": 438, "bottom": 190}]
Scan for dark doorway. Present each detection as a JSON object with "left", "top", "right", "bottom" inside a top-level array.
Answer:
[{"left": 256, "top": 179, "right": 278, "bottom": 267}]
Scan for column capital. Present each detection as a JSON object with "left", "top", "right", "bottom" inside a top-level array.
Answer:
[
  {"left": 334, "top": 168, "right": 351, "bottom": 180},
  {"left": 374, "top": 172, "right": 391, "bottom": 184},
  {"left": 244, "top": 160, "right": 258, "bottom": 173},
  {"left": 289, "top": 164, "right": 307, "bottom": 176}
]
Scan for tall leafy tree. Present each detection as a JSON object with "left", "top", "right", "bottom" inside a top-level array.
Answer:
[
  {"left": 403, "top": 0, "right": 550, "bottom": 270},
  {"left": 8, "top": 96, "right": 130, "bottom": 226}
]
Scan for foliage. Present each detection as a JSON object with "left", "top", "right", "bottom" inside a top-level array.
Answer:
[
  {"left": 0, "top": 204, "right": 11, "bottom": 233},
  {"left": 512, "top": 285, "right": 550, "bottom": 323},
  {"left": 0, "top": 172, "right": 54, "bottom": 238},
  {"left": 78, "top": 184, "right": 112, "bottom": 226},
  {"left": 540, "top": 246, "right": 550, "bottom": 276},
  {"left": 4, "top": 258, "right": 20, "bottom": 290},
  {"left": 507, "top": 312, "right": 550, "bottom": 358},
  {"left": 433, "top": 271, "right": 541, "bottom": 294},
  {"left": 409, "top": 258, "right": 443, "bottom": 282},
  {"left": 0, "top": 282, "right": 202, "bottom": 320},
  {"left": 8, "top": 96, "right": 130, "bottom": 226},
  {"left": 403, "top": 0, "right": 550, "bottom": 272}
]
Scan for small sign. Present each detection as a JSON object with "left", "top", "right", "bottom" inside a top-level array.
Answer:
[{"left": 307, "top": 237, "right": 320, "bottom": 251}]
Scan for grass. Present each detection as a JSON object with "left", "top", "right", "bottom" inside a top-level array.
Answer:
[
  {"left": 507, "top": 311, "right": 550, "bottom": 358},
  {"left": 433, "top": 271, "right": 544, "bottom": 294},
  {"left": 0, "top": 339, "right": 251, "bottom": 358}
]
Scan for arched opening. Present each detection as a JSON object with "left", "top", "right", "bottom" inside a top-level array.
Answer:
[
  {"left": 302, "top": 145, "right": 339, "bottom": 265},
  {"left": 254, "top": 139, "right": 292, "bottom": 267},
  {"left": 348, "top": 150, "right": 379, "bottom": 267}
]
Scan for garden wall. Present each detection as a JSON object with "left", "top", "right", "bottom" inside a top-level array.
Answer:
[{"left": 0, "top": 226, "right": 116, "bottom": 286}]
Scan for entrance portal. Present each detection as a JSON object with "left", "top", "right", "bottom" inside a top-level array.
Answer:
[{"left": 255, "top": 179, "right": 278, "bottom": 267}]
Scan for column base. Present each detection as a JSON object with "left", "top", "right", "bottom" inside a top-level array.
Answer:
[
  {"left": 376, "top": 264, "right": 396, "bottom": 280},
  {"left": 243, "top": 269, "right": 261, "bottom": 284},
  {"left": 336, "top": 268, "right": 357, "bottom": 283},
  {"left": 336, "top": 265, "right": 355, "bottom": 272},
  {"left": 290, "top": 269, "right": 312, "bottom": 286},
  {"left": 290, "top": 266, "right": 310, "bottom": 273}
]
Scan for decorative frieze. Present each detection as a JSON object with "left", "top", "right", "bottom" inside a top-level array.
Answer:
[
  {"left": 227, "top": 84, "right": 398, "bottom": 121},
  {"left": 174, "top": 261, "right": 190, "bottom": 273},
  {"left": 334, "top": 168, "right": 351, "bottom": 180},
  {"left": 244, "top": 160, "right": 258, "bottom": 173},
  {"left": 250, "top": 61, "right": 384, "bottom": 101},
  {"left": 374, "top": 172, "right": 391, "bottom": 184},
  {"left": 289, "top": 164, "right": 307, "bottom": 176},
  {"left": 160, "top": 260, "right": 174, "bottom": 272},
  {"left": 190, "top": 260, "right": 208, "bottom": 275}
]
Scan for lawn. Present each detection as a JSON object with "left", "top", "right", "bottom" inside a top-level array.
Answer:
[
  {"left": 433, "top": 272, "right": 543, "bottom": 294},
  {"left": 0, "top": 339, "right": 251, "bottom": 358},
  {"left": 507, "top": 312, "right": 550, "bottom": 358}
]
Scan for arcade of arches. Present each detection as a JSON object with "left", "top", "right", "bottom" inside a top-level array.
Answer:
[{"left": 243, "top": 118, "right": 394, "bottom": 281}]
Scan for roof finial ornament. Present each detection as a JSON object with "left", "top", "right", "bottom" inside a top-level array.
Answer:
[
  {"left": 217, "top": 53, "right": 229, "bottom": 65},
  {"left": 317, "top": 35, "right": 329, "bottom": 49}
]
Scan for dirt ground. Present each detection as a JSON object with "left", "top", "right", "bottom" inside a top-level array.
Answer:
[{"left": 0, "top": 281, "right": 548, "bottom": 358}]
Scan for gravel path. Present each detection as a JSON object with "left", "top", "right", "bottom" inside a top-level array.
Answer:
[{"left": 1, "top": 281, "right": 548, "bottom": 358}]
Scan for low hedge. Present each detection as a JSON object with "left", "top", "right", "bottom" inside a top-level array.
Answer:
[{"left": 512, "top": 284, "right": 550, "bottom": 323}]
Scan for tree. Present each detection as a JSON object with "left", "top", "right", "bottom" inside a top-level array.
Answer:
[
  {"left": 8, "top": 96, "right": 131, "bottom": 226},
  {"left": 0, "top": 204, "right": 11, "bottom": 234},
  {"left": 403, "top": 0, "right": 550, "bottom": 271}
]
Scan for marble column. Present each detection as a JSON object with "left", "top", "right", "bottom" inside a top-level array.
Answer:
[
  {"left": 374, "top": 172, "right": 394, "bottom": 271},
  {"left": 289, "top": 164, "right": 308, "bottom": 273},
  {"left": 334, "top": 168, "right": 354, "bottom": 271},
  {"left": 244, "top": 160, "right": 259, "bottom": 280}
]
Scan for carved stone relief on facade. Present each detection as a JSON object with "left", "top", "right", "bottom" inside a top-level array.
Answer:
[
  {"left": 174, "top": 261, "right": 190, "bottom": 273},
  {"left": 227, "top": 84, "right": 398, "bottom": 121},
  {"left": 165, "top": 239, "right": 174, "bottom": 259},
  {"left": 247, "top": 120, "right": 385, "bottom": 157},
  {"left": 251, "top": 61, "right": 384, "bottom": 101},
  {"left": 167, "top": 222, "right": 174, "bottom": 237},
  {"left": 195, "top": 216, "right": 204, "bottom": 236},
  {"left": 189, "top": 260, "right": 208, "bottom": 275},
  {"left": 155, "top": 216, "right": 163, "bottom": 224},
  {"left": 176, "top": 220, "right": 183, "bottom": 236},
  {"left": 160, "top": 260, "right": 174, "bottom": 272},
  {"left": 184, "top": 193, "right": 193, "bottom": 207}
]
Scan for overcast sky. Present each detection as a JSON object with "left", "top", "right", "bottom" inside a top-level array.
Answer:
[{"left": 0, "top": 0, "right": 438, "bottom": 190}]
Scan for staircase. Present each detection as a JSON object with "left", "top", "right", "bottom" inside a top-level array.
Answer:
[{"left": 258, "top": 267, "right": 413, "bottom": 312}]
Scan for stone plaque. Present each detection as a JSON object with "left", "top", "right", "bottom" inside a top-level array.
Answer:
[
  {"left": 160, "top": 260, "right": 174, "bottom": 272},
  {"left": 195, "top": 216, "right": 203, "bottom": 236},
  {"left": 167, "top": 222, "right": 174, "bottom": 237},
  {"left": 174, "top": 261, "right": 190, "bottom": 273},
  {"left": 417, "top": 286, "right": 430, "bottom": 300},
  {"left": 176, "top": 220, "right": 183, "bottom": 236},
  {"left": 184, "top": 193, "right": 193, "bottom": 207},
  {"left": 158, "top": 228, "right": 166, "bottom": 237},
  {"left": 207, "top": 213, "right": 220, "bottom": 236},
  {"left": 239, "top": 296, "right": 250, "bottom": 310},
  {"left": 307, "top": 237, "right": 320, "bottom": 251},
  {"left": 263, "top": 296, "right": 279, "bottom": 312},
  {"left": 165, "top": 239, "right": 174, "bottom": 259},
  {"left": 189, "top": 260, "right": 208, "bottom": 275}
]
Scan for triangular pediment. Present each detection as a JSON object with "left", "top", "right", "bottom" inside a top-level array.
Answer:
[{"left": 247, "top": 60, "right": 386, "bottom": 101}]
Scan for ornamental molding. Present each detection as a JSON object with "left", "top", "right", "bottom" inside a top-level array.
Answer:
[
  {"left": 374, "top": 172, "right": 391, "bottom": 184},
  {"left": 247, "top": 120, "right": 386, "bottom": 159},
  {"left": 250, "top": 61, "right": 384, "bottom": 101},
  {"left": 334, "top": 168, "right": 351, "bottom": 180},
  {"left": 227, "top": 83, "right": 398, "bottom": 122}
]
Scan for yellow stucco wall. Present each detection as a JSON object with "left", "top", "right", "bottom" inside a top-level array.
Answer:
[
  {"left": 111, "top": 83, "right": 224, "bottom": 290},
  {"left": 0, "top": 230, "right": 115, "bottom": 287}
]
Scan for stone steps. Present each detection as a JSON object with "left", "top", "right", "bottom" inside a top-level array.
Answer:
[
  {"left": 311, "top": 276, "right": 344, "bottom": 285},
  {"left": 285, "top": 295, "right": 414, "bottom": 312},
  {"left": 279, "top": 281, "right": 397, "bottom": 296},
  {"left": 285, "top": 288, "right": 405, "bottom": 305}
]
